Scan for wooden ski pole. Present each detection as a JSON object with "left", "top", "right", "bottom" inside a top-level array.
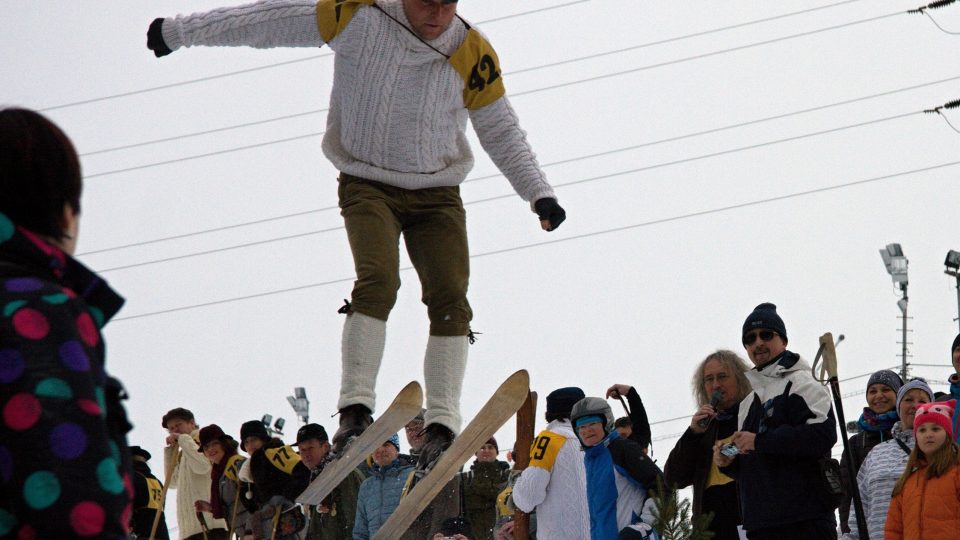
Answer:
[
  {"left": 229, "top": 475, "right": 242, "bottom": 539},
  {"left": 818, "top": 332, "right": 869, "bottom": 540},
  {"left": 512, "top": 390, "right": 537, "bottom": 540},
  {"left": 149, "top": 448, "right": 180, "bottom": 540},
  {"left": 196, "top": 510, "right": 210, "bottom": 540},
  {"left": 270, "top": 505, "right": 281, "bottom": 540}
]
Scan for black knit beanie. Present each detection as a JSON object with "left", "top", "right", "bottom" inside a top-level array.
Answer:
[
  {"left": 742, "top": 302, "right": 788, "bottom": 343},
  {"left": 546, "top": 387, "right": 585, "bottom": 415}
]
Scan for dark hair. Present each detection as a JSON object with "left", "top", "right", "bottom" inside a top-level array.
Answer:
[
  {"left": 0, "top": 108, "right": 82, "bottom": 239},
  {"left": 545, "top": 412, "right": 569, "bottom": 423},
  {"left": 439, "top": 516, "right": 474, "bottom": 537},
  {"left": 161, "top": 407, "right": 195, "bottom": 428},
  {"left": 614, "top": 416, "right": 632, "bottom": 428}
]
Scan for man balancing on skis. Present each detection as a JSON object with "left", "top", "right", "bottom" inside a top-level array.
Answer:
[{"left": 146, "top": 0, "right": 565, "bottom": 475}]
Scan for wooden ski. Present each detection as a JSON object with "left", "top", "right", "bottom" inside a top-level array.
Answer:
[
  {"left": 512, "top": 390, "right": 537, "bottom": 540},
  {"left": 373, "top": 370, "right": 530, "bottom": 540},
  {"left": 297, "top": 381, "right": 423, "bottom": 505}
]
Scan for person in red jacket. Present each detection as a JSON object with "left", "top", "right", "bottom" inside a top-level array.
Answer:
[{"left": 885, "top": 400, "right": 960, "bottom": 539}]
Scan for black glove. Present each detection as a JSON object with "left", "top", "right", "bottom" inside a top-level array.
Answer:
[
  {"left": 534, "top": 198, "right": 566, "bottom": 231},
  {"left": 147, "top": 18, "right": 173, "bottom": 57}
]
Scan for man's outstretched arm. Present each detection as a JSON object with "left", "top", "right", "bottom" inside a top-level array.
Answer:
[{"left": 147, "top": 0, "right": 324, "bottom": 57}]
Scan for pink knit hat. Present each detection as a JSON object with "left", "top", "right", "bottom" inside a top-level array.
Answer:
[{"left": 914, "top": 400, "right": 956, "bottom": 440}]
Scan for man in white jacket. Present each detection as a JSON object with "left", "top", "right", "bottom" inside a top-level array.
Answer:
[
  {"left": 146, "top": 0, "right": 566, "bottom": 474},
  {"left": 162, "top": 408, "right": 228, "bottom": 539},
  {"left": 512, "top": 387, "right": 590, "bottom": 539}
]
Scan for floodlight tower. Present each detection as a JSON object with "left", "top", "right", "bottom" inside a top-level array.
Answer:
[
  {"left": 946, "top": 250, "right": 960, "bottom": 333},
  {"left": 287, "top": 387, "right": 310, "bottom": 425},
  {"left": 880, "top": 243, "right": 910, "bottom": 380},
  {"left": 260, "top": 414, "right": 286, "bottom": 437}
]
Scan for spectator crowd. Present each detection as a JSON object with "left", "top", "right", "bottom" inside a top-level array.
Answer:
[{"left": 4, "top": 88, "right": 960, "bottom": 540}]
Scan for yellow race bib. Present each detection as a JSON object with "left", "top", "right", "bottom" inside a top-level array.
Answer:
[
  {"left": 449, "top": 28, "right": 506, "bottom": 110},
  {"left": 265, "top": 445, "right": 302, "bottom": 475},
  {"left": 527, "top": 430, "right": 565, "bottom": 472},
  {"left": 315, "top": 0, "right": 375, "bottom": 42},
  {"left": 144, "top": 477, "right": 163, "bottom": 511}
]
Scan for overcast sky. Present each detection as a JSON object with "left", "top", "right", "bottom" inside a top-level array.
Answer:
[{"left": 4, "top": 0, "right": 960, "bottom": 533}]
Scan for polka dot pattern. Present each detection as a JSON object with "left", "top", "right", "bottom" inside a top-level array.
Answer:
[
  {"left": 0, "top": 213, "right": 13, "bottom": 243},
  {"left": 69, "top": 501, "right": 105, "bottom": 537},
  {"left": 35, "top": 378, "right": 72, "bottom": 399},
  {"left": 120, "top": 503, "right": 133, "bottom": 532},
  {"left": 87, "top": 307, "right": 104, "bottom": 329},
  {"left": 109, "top": 441, "right": 121, "bottom": 462},
  {"left": 0, "top": 508, "right": 15, "bottom": 536},
  {"left": 23, "top": 471, "right": 60, "bottom": 510},
  {"left": 76, "top": 399, "right": 101, "bottom": 416},
  {"left": 75, "top": 312, "right": 98, "bottom": 348},
  {"left": 1, "top": 224, "right": 130, "bottom": 537},
  {"left": 95, "top": 388, "right": 106, "bottom": 418},
  {"left": 3, "top": 300, "right": 26, "bottom": 318},
  {"left": 12, "top": 309, "right": 49, "bottom": 340},
  {"left": 40, "top": 293, "right": 68, "bottom": 305},
  {"left": 0, "top": 349, "right": 24, "bottom": 384},
  {"left": 50, "top": 423, "right": 87, "bottom": 460},
  {"left": 3, "top": 393, "right": 41, "bottom": 431},
  {"left": 59, "top": 341, "right": 90, "bottom": 372},
  {"left": 5, "top": 278, "right": 43, "bottom": 293},
  {"left": 96, "top": 458, "right": 125, "bottom": 494}
]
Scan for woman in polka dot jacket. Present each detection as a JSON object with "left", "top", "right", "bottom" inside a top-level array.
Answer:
[{"left": 0, "top": 108, "right": 133, "bottom": 539}]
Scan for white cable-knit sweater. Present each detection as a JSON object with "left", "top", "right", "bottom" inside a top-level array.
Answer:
[{"left": 161, "top": 0, "right": 556, "bottom": 203}]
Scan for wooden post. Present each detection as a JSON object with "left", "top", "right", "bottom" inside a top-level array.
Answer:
[{"left": 512, "top": 391, "right": 537, "bottom": 540}]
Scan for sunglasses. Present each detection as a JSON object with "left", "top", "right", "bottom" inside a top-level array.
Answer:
[{"left": 742, "top": 330, "right": 778, "bottom": 346}]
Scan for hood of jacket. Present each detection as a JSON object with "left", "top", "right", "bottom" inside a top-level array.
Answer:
[{"left": 746, "top": 351, "right": 806, "bottom": 385}]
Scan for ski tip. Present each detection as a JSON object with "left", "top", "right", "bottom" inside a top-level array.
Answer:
[
  {"left": 390, "top": 380, "right": 423, "bottom": 405},
  {"left": 508, "top": 369, "right": 529, "bottom": 386},
  {"left": 402, "top": 380, "right": 423, "bottom": 394}
]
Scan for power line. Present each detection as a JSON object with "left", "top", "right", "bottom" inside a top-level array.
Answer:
[
  {"left": 82, "top": 3, "right": 905, "bottom": 165},
  {"left": 37, "top": 0, "right": 589, "bottom": 113},
  {"left": 86, "top": 131, "right": 323, "bottom": 179},
  {"left": 507, "top": 0, "right": 868, "bottom": 77},
  {"left": 507, "top": 10, "right": 905, "bottom": 100},
  {"left": 94, "top": 109, "right": 919, "bottom": 273},
  {"left": 111, "top": 159, "right": 960, "bottom": 321},
  {"left": 89, "top": 102, "right": 916, "bottom": 181},
  {"left": 80, "top": 108, "right": 329, "bottom": 157},
  {"left": 77, "top": 74, "right": 960, "bottom": 256},
  {"left": 78, "top": 0, "right": 872, "bottom": 157},
  {"left": 84, "top": 9, "right": 909, "bottom": 179},
  {"left": 638, "top": 366, "right": 905, "bottom": 428}
]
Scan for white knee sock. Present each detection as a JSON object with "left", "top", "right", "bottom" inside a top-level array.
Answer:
[
  {"left": 423, "top": 335, "right": 469, "bottom": 435},
  {"left": 337, "top": 312, "right": 387, "bottom": 412}
]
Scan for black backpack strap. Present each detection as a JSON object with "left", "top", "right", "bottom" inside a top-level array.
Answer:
[{"left": 895, "top": 438, "right": 911, "bottom": 456}]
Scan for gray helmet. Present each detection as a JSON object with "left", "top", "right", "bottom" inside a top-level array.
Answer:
[{"left": 570, "top": 397, "right": 615, "bottom": 435}]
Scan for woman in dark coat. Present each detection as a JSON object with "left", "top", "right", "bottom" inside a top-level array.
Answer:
[
  {"left": 0, "top": 108, "right": 132, "bottom": 538},
  {"left": 838, "top": 369, "right": 902, "bottom": 534}
]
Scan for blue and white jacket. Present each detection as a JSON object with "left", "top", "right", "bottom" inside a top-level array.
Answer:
[
  {"left": 721, "top": 350, "right": 837, "bottom": 531},
  {"left": 582, "top": 430, "right": 662, "bottom": 540}
]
